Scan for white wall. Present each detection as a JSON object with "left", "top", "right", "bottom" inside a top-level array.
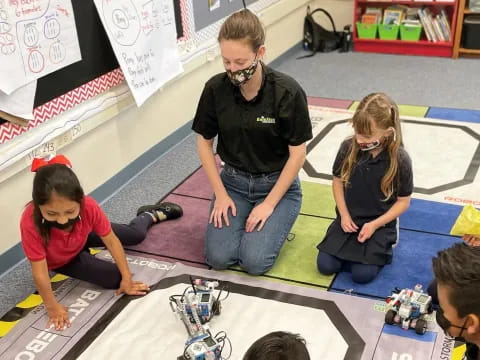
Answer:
[
  {"left": 0, "top": 0, "right": 328, "bottom": 259},
  {"left": 312, "top": 0, "right": 354, "bottom": 30}
]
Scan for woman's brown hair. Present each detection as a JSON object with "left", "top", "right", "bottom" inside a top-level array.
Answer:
[
  {"left": 340, "top": 92, "right": 403, "bottom": 200},
  {"left": 218, "top": 9, "right": 265, "bottom": 51}
]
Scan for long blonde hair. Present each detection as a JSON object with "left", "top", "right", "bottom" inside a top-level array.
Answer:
[{"left": 340, "top": 93, "right": 402, "bottom": 200}]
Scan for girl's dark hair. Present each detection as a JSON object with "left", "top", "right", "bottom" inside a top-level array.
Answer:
[
  {"left": 218, "top": 9, "right": 265, "bottom": 51},
  {"left": 32, "top": 164, "right": 84, "bottom": 245},
  {"left": 243, "top": 331, "right": 311, "bottom": 360}
]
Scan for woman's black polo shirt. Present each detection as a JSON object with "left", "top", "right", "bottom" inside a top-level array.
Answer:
[
  {"left": 192, "top": 63, "right": 313, "bottom": 174},
  {"left": 332, "top": 138, "right": 413, "bottom": 221}
]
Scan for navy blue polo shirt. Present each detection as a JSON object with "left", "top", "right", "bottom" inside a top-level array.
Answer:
[
  {"left": 333, "top": 138, "right": 413, "bottom": 221},
  {"left": 192, "top": 63, "right": 313, "bottom": 174}
]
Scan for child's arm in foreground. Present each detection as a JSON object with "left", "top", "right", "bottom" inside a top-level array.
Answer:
[{"left": 31, "top": 259, "right": 71, "bottom": 331}]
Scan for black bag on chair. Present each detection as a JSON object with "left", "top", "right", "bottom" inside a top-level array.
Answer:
[{"left": 300, "top": 6, "right": 342, "bottom": 58}]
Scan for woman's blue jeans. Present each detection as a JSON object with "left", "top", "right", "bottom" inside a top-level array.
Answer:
[{"left": 205, "top": 164, "right": 302, "bottom": 275}]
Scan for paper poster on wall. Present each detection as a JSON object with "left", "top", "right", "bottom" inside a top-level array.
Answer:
[
  {"left": 209, "top": 0, "right": 221, "bottom": 11},
  {"left": 0, "top": 80, "right": 36, "bottom": 119},
  {"left": 0, "top": 0, "right": 82, "bottom": 95},
  {"left": 93, "top": 0, "right": 183, "bottom": 106}
]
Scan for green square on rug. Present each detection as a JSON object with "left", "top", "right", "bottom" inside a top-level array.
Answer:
[
  {"left": 300, "top": 181, "right": 336, "bottom": 219},
  {"left": 349, "top": 101, "right": 428, "bottom": 118},
  {"left": 228, "top": 215, "right": 334, "bottom": 289}
]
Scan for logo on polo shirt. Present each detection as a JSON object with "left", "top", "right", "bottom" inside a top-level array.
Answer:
[{"left": 256, "top": 115, "right": 276, "bottom": 124}]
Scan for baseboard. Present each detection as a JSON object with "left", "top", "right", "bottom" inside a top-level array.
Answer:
[
  {"left": 268, "top": 41, "right": 302, "bottom": 68},
  {"left": 89, "top": 120, "right": 194, "bottom": 205},
  {"left": 0, "top": 245, "right": 26, "bottom": 277}
]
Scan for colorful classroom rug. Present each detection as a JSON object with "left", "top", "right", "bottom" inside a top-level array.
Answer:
[
  {"left": 128, "top": 98, "right": 476, "bottom": 360},
  {"left": 2, "top": 263, "right": 456, "bottom": 360},
  {"left": 125, "top": 97, "right": 480, "bottom": 301},
  {"left": 0, "top": 252, "right": 174, "bottom": 359},
  {"left": 2, "top": 97, "right": 478, "bottom": 360}
]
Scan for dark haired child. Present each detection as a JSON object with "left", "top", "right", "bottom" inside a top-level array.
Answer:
[
  {"left": 243, "top": 331, "right": 311, "bottom": 360},
  {"left": 433, "top": 243, "right": 480, "bottom": 360},
  {"left": 20, "top": 155, "right": 183, "bottom": 330}
]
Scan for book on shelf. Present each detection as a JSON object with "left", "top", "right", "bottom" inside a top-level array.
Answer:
[
  {"left": 405, "top": 7, "right": 419, "bottom": 19},
  {"left": 363, "top": 7, "right": 383, "bottom": 23},
  {"left": 384, "top": 9, "right": 404, "bottom": 25},
  {"left": 403, "top": 7, "right": 420, "bottom": 24},
  {"left": 433, "top": 18, "right": 445, "bottom": 40},
  {"left": 438, "top": 10, "right": 451, "bottom": 40},
  {"left": 417, "top": 7, "right": 452, "bottom": 42},
  {"left": 365, "top": 7, "right": 383, "bottom": 13},
  {"left": 440, "top": 9, "right": 451, "bottom": 35},
  {"left": 362, "top": 14, "right": 381, "bottom": 23},
  {"left": 402, "top": 19, "right": 422, "bottom": 26},
  {"left": 417, "top": 7, "right": 434, "bottom": 40}
]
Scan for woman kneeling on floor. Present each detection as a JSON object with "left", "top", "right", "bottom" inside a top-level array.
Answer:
[{"left": 192, "top": 9, "right": 312, "bottom": 275}]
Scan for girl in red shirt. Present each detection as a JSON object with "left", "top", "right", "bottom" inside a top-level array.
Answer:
[{"left": 20, "top": 155, "right": 182, "bottom": 331}]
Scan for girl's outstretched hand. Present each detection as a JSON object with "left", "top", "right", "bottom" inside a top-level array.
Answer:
[
  {"left": 463, "top": 234, "right": 480, "bottom": 247},
  {"left": 116, "top": 279, "right": 150, "bottom": 296},
  {"left": 358, "top": 222, "right": 378, "bottom": 243},
  {"left": 46, "top": 302, "right": 71, "bottom": 331}
]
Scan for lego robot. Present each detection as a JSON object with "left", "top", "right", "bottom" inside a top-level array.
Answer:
[
  {"left": 384, "top": 284, "right": 433, "bottom": 335},
  {"left": 170, "top": 278, "right": 228, "bottom": 360},
  {"left": 183, "top": 279, "right": 222, "bottom": 324},
  {"left": 172, "top": 293, "right": 221, "bottom": 360}
]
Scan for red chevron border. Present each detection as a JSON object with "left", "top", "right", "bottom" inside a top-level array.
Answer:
[
  {"left": 0, "top": 1, "right": 189, "bottom": 145},
  {"left": 0, "top": 68, "right": 125, "bottom": 144},
  {"left": 1, "top": 2, "right": 189, "bottom": 146},
  {"left": 178, "top": 0, "right": 190, "bottom": 41}
]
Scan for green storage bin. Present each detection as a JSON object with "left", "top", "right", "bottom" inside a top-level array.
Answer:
[
  {"left": 378, "top": 24, "right": 399, "bottom": 40},
  {"left": 356, "top": 22, "right": 378, "bottom": 39},
  {"left": 400, "top": 25, "right": 423, "bottom": 41}
]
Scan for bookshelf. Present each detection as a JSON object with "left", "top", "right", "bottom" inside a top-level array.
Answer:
[
  {"left": 353, "top": 0, "right": 459, "bottom": 57},
  {"left": 452, "top": 0, "right": 480, "bottom": 57}
]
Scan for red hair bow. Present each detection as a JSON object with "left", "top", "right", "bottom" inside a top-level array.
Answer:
[{"left": 31, "top": 155, "right": 72, "bottom": 172}]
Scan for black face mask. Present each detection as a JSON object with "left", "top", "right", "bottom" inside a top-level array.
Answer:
[
  {"left": 436, "top": 307, "right": 468, "bottom": 340},
  {"left": 43, "top": 215, "right": 80, "bottom": 230},
  {"left": 226, "top": 55, "right": 259, "bottom": 86}
]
